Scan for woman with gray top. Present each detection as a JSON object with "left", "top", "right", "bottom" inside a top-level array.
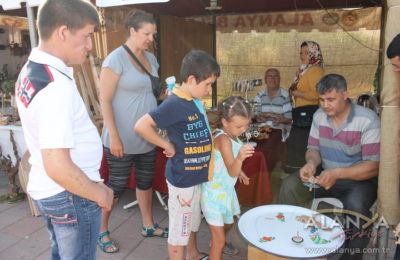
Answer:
[{"left": 98, "top": 11, "right": 168, "bottom": 253}]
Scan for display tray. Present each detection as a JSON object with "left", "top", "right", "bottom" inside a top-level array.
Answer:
[{"left": 238, "top": 204, "right": 345, "bottom": 259}]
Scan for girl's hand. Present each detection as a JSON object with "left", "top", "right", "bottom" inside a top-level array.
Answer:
[
  {"left": 163, "top": 142, "right": 175, "bottom": 158},
  {"left": 239, "top": 171, "right": 250, "bottom": 185},
  {"left": 237, "top": 144, "right": 255, "bottom": 162},
  {"left": 110, "top": 136, "right": 124, "bottom": 157}
]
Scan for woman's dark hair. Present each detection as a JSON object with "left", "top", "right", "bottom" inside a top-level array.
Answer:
[
  {"left": 37, "top": 0, "right": 99, "bottom": 40},
  {"left": 217, "top": 96, "right": 253, "bottom": 126},
  {"left": 301, "top": 41, "right": 308, "bottom": 48},
  {"left": 125, "top": 11, "right": 156, "bottom": 34}
]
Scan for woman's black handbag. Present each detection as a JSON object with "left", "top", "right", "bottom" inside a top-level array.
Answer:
[
  {"left": 292, "top": 105, "right": 319, "bottom": 128},
  {"left": 122, "top": 45, "right": 163, "bottom": 99}
]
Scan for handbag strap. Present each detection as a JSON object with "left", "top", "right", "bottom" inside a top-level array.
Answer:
[{"left": 122, "top": 44, "right": 152, "bottom": 76}]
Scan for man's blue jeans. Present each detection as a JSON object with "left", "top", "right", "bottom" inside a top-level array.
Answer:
[{"left": 34, "top": 190, "right": 101, "bottom": 260}]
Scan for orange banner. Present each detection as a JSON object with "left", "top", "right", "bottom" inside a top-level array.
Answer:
[
  {"left": 190, "top": 7, "right": 381, "bottom": 33},
  {"left": 0, "top": 15, "right": 28, "bottom": 29}
]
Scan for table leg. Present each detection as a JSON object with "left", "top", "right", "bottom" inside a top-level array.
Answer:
[
  {"left": 123, "top": 200, "right": 139, "bottom": 210},
  {"left": 155, "top": 191, "right": 168, "bottom": 211}
]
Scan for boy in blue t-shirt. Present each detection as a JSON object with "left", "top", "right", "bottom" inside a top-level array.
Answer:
[{"left": 135, "top": 50, "right": 220, "bottom": 260}]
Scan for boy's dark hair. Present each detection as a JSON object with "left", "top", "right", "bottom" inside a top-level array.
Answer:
[
  {"left": 316, "top": 74, "right": 347, "bottom": 94},
  {"left": 387, "top": 34, "right": 400, "bottom": 59},
  {"left": 217, "top": 96, "right": 253, "bottom": 126},
  {"left": 37, "top": 0, "right": 99, "bottom": 40},
  {"left": 125, "top": 11, "right": 156, "bottom": 36},
  {"left": 181, "top": 50, "right": 220, "bottom": 83}
]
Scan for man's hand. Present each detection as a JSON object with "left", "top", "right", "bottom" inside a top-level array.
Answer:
[
  {"left": 272, "top": 114, "right": 284, "bottom": 124},
  {"left": 394, "top": 222, "right": 400, "bottom": 244},
  {"left": 163, "top": 142, "right": 176, "bottom": 158},
  {"left": 255, "top": 113, "right": 277, "bottom": 123},
  {"left": 95, "top": 182, "right": 114, "bottom": 211},
  {"left": 255, "top": 115, "right": 267, "bottom": 123},
  {"left": 299, "top": 162, "right": 316, "bottom": 182},
  {"left": 316, "top": 169, "right": 338, "bottom": 190}
]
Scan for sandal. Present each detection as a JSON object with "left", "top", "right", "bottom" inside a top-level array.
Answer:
[
  {"left": 208, "top": 240, "right": 239, "bottom": 256},
  {"left": 97, "top": 231, "right": 119, "bottom": 253},
  {"left": 141, "top": 223, "right": 168, "bottom": 238},
  {"left": 198, "top": 254, "right": 209, "bottom": 260},
  {"left": 184, "top": 252, "right": 209, "bottom": 260},
  {"left": 223, "top": 242, "right": 239, "bottom": 256}
]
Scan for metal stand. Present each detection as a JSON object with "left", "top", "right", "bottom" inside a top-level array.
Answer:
[
  {"left": 123, "top": 191, "right": 168, "bottom": 211},
  {"left": 26, "top": 4, "right": 37, "bottom": 48}
]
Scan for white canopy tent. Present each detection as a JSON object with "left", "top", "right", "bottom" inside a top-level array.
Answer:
[
  {"left": 0, "top": 0, "right": 168, "bottom": 9},
  {"left": 0, "top": 0, "right": 169, "bottom": 47}
]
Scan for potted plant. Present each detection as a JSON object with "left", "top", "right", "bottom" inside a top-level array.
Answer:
[{"left": 1, "top": 80, "right": 16, "bottom": 96}]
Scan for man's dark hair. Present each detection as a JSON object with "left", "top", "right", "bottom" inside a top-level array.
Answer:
[
  {"left": 37, "top": 0, "right": 99, "bottom": 40},
  {"left": 316, "top": 74, "right": 347, "bottom": 94},
  {"left": 181, "top": 50, "right": 220, "bottom": 83},
  {"left": 387, "top": 34, "right": 400, "bottom": 59}
]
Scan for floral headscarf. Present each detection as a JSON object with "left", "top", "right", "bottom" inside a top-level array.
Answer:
[{"left": 292, "top": 41, "right": 324, "bottom": 86}]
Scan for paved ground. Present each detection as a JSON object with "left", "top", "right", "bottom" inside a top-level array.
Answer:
[
  {"left": 0, "top": 172, "right": 247, "bottom": 260},
  {"left": 0, "top": 167, "right": 398, "bottom": 260}
]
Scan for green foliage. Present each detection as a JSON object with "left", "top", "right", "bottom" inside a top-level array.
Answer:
[
  {"left": 372, "top": 66, "right": 381, "bottom": 95},
  {"left": 1, "top": 80, "right": 16, "bottom": 95}
]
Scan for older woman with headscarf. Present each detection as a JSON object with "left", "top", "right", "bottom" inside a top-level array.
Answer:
[{"left": 284, "top": 41, "right": 324, "bottom": 173}]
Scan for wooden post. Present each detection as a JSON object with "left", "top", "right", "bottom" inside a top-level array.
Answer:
[
  {"left": 77, "top": 72, "right": 92, "bottom": 115},
  {"left": 89, "top": 54, "right": 101, "bottom": 96},
  {"left": 80, "top": 64, "right": 101, "bottom": 115}
]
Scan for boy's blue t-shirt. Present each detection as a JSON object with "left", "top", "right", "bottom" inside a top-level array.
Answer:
[{"left": 149, "top": 89, "right": 212, "bottom": 188}]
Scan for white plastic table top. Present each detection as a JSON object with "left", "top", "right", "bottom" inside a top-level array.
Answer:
[{"left": 238, "top": 204, "right": 345, "bottom": 259}]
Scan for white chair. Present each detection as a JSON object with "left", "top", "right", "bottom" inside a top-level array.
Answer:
[
  {"left": 18, "top": 151, "right": 41, "bottom": 217},
  {"left": 311, "top": 197, "right": 344, "bottom": 211},
  {"left": 123, "top": 191, "right": 168, "bottom": 211}
]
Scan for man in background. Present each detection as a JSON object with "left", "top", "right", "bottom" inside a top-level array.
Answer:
[
  {"left": 278, "top": 74, "right": 380, "bottom": 260},
  {"left": 253, "top": 68, "right": 292, "bottom": 171}
]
